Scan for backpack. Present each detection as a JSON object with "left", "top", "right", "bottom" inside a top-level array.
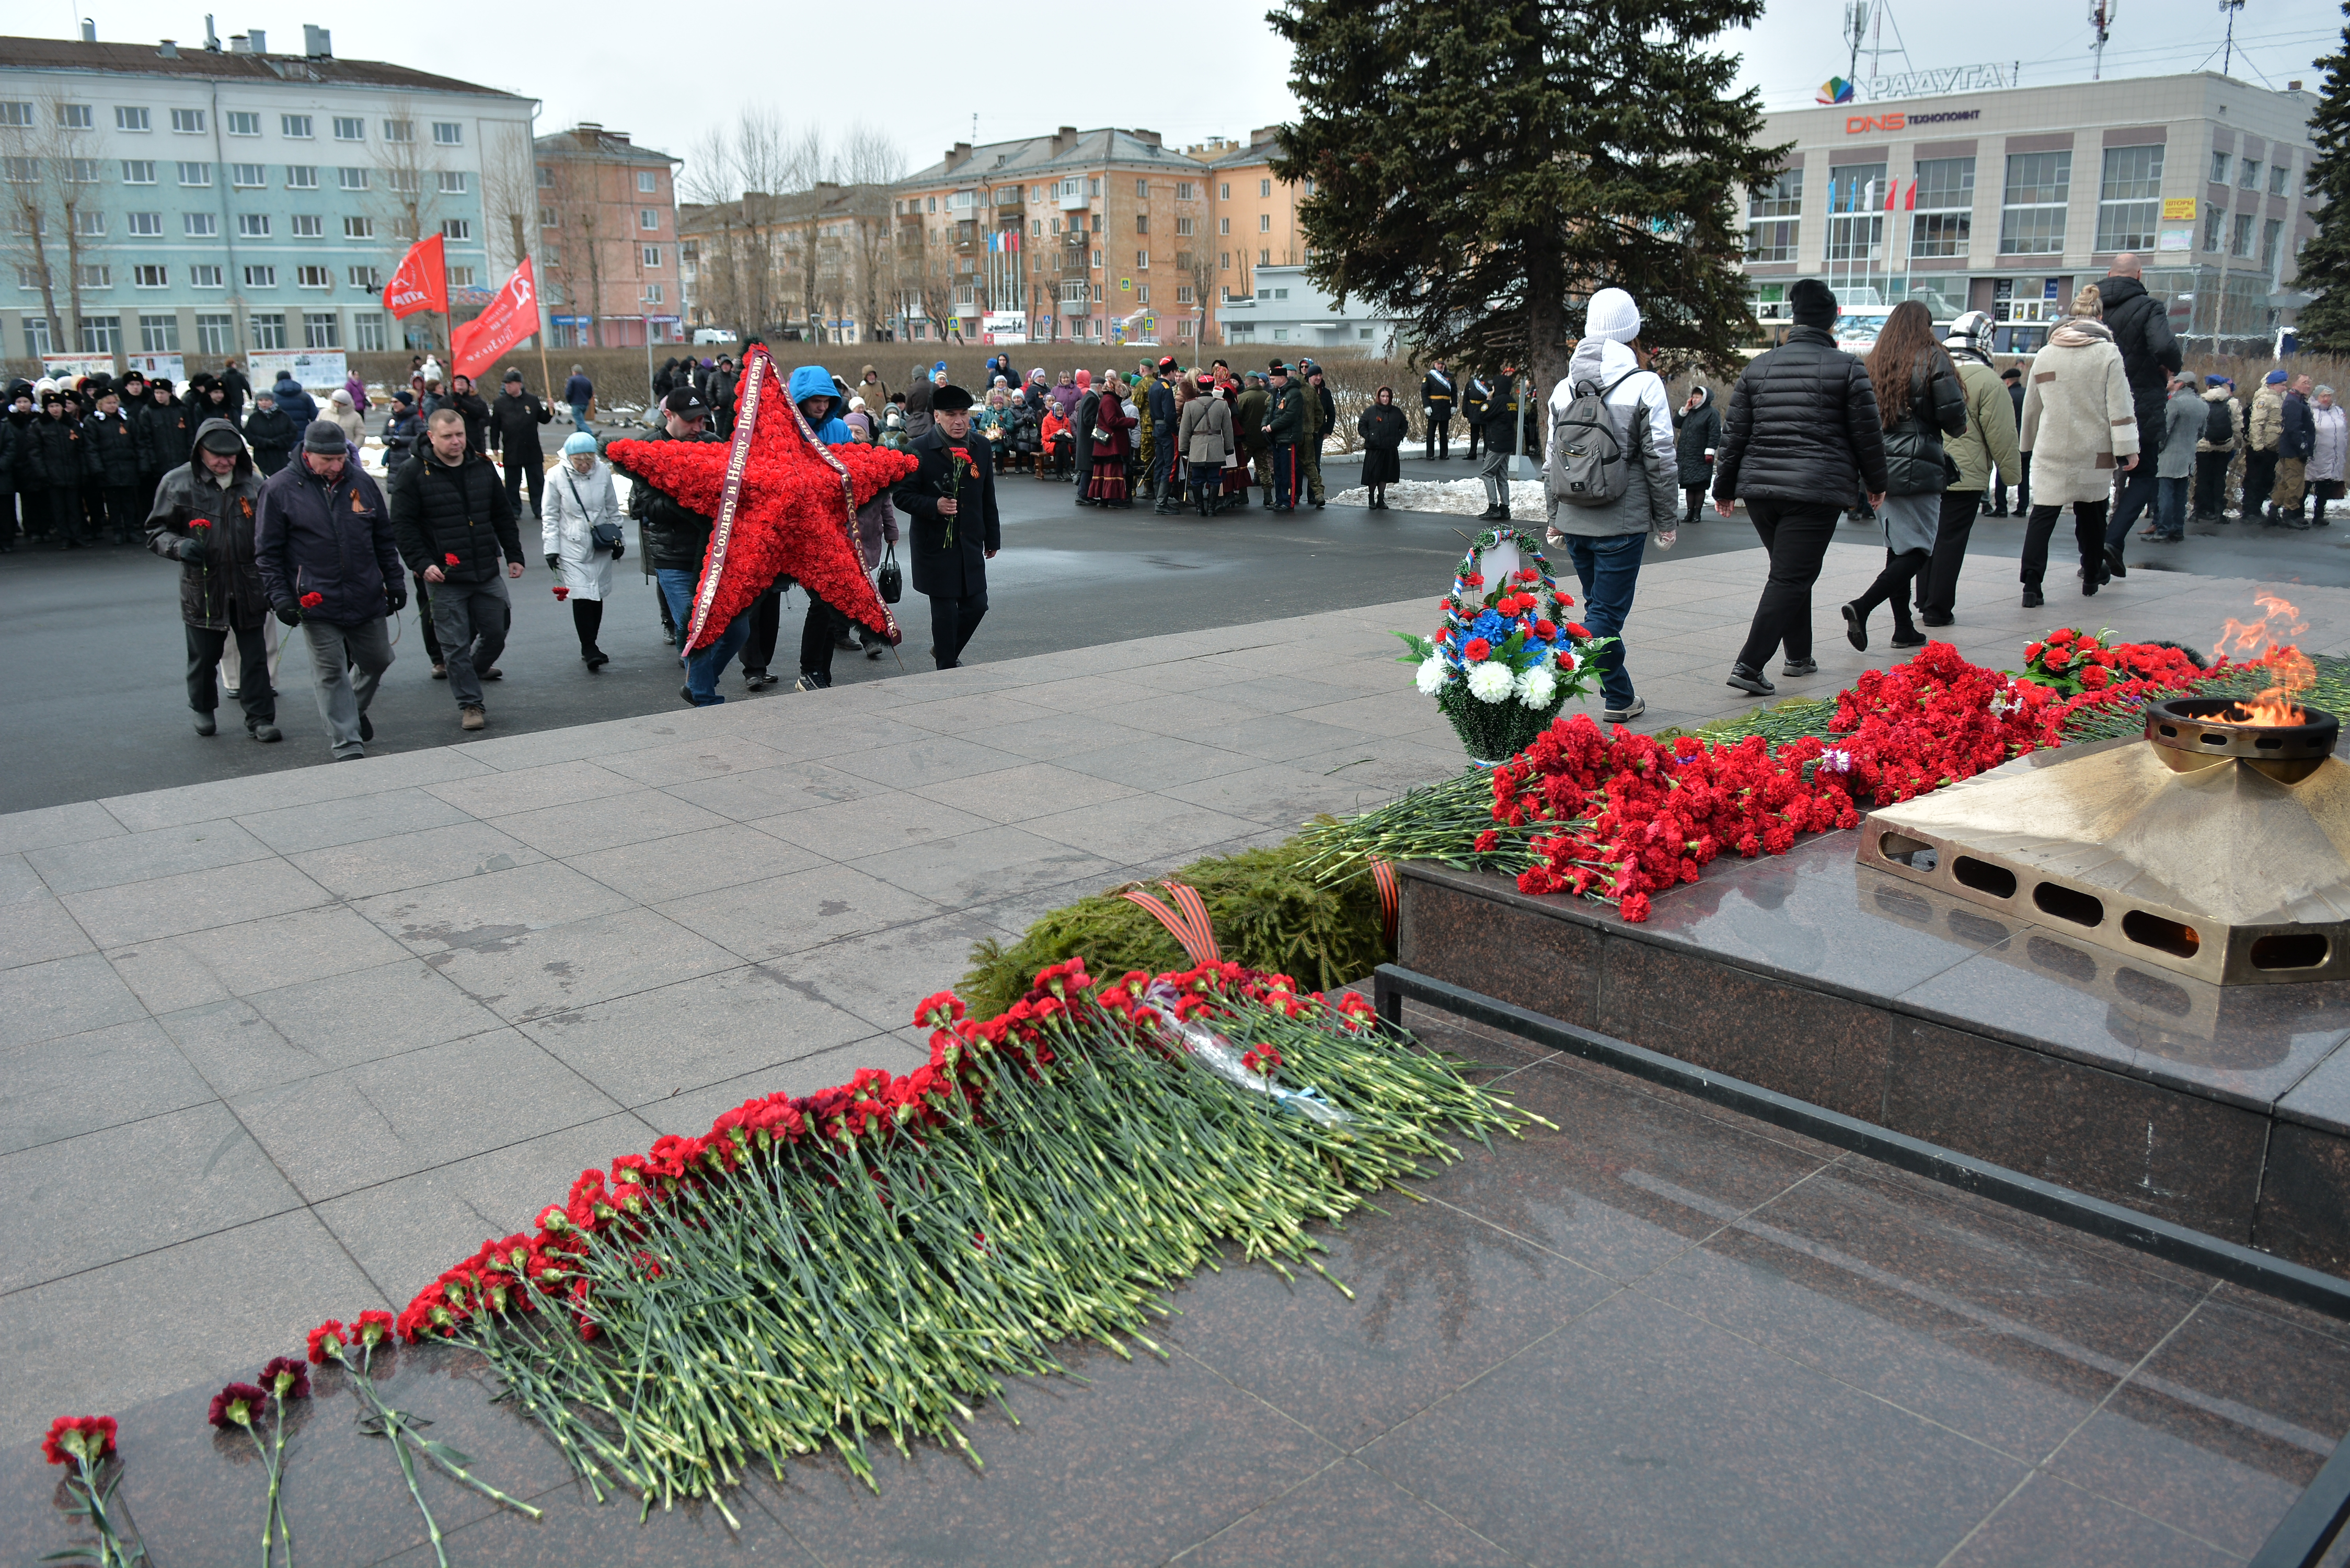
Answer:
[
  {"left": 1548, "top": 372, "right": 1638, "bottom": 508},
  {"left": 2203, "top": 397, "right": 2235, "bottom": 447}
]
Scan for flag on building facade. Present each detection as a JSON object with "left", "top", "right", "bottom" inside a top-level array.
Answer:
[
  {"left": 382, "top": 234, "right": 447, "bottom": 319},
  {"left": 450, "top": 257, "right": 538, "bottom": 381}
]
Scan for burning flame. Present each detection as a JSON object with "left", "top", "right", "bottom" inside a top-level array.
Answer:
[{"left": 2217, "top": 592, "right": 2314, "bottom": 726}]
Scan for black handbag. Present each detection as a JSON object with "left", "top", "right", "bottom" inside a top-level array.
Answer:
[
  {"left": 590, "top": 521, "right": 625, "bottom": 553},
  {"left": 877, "top": 540, "right": 902, "bottom": 604}
]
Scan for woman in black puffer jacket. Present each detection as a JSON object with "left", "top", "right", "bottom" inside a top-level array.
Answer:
[
  {"left": 1840, "top": 301, "right": 1968, "bottom": 653},
  {"left": 1672, "top": 386, "right": 1719, "bottom": 526}
]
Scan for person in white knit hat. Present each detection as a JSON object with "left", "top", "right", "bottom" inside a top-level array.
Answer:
[{"left": 1542, "top": 286, "right": 1677, "bottom": 725}]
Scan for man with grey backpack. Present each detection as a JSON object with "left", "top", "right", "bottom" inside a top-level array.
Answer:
[{"left": 1542, "top": 287, "right": 1678, "bottom": 726}]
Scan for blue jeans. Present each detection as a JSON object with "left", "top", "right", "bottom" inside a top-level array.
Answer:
[
  {"left": 655, "top": 567, "right": 753, "bottom": 704},
  {"left": 1564, "top": 531, "right": 1643, "bottom": 713},
  {"left": 2156, "top": 474, "right": 2188, "bottom": 539},
  {"left": 570, "top": 402, "right": 593, "bottom": 433}
]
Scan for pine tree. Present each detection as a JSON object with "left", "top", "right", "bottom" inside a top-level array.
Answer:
[
  {"left": 2295, "top": 5, "right": 2350, "bottom": 353},
  {"left": 1268, "top": 0, "right": 1789, "bottom": 402}
]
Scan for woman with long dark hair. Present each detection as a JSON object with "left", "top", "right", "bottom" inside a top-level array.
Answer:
[{"left": 1841, "top": 300, "right": 1968, "bottom": 651}]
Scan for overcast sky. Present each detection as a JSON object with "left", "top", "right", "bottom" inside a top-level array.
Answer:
[{"left": 31, "top": 0, "right": 2342, "bottom": 183}]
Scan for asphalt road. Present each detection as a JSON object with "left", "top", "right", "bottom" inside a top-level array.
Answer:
[{"left": 4, "top": 449, "right": 2343, "bottom": 812}]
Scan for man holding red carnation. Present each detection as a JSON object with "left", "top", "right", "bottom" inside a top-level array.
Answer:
[
  {"left": 257, "top": 420, "right": 406, "bottom": 759},
  {"left": 894, "top": 383, "right": 1001, "bottom": 671}
]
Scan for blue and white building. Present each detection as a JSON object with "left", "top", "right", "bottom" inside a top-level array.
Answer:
[{"left": 1, "top": 25, "right": 533, "bottom": 368}]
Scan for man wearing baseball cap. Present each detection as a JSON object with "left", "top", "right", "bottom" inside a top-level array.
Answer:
[
  {"left": 257, "top": 420, "right": 404, "bottom": 759},
  {"left": 1262, "top": 361, "right": 1304, "bottom": 514},
  {"left": 146, "top": 417, "right": 280, "bottom": 742}
]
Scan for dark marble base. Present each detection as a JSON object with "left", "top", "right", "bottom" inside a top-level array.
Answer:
[
  {"left": 16, "top": 1014, "right": 2345, "bottom": 1566},
  {"left": 1398, "top": 835, "right": 2350, "bottom": 1277}
]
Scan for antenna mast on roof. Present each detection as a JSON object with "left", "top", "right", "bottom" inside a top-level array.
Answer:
[
  {"left": 2089, "top": 0, "right": 2117, "bottom": 79},
  {"left": 2219, "top": 0, "right": 2244, "bottom": 77}
]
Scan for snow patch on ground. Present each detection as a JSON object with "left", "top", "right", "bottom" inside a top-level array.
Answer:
[{"left": 1329, "top": 476, "right": 1553, "bottom": 523}]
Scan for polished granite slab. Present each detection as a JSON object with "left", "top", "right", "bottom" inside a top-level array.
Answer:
[
  {"left": 14, "top": 1020, "right": 2331, "bottom": 1568},
  {"left": 12, "top": 1010, "right": 2335, "bottom": 1567},
  {"left": 1398, "top": 838, "right": 2350, "bottom": 1273}
]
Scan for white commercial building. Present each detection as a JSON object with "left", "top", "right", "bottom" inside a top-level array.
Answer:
[
  {"left": 1737, "top": 71, "right": 2322, "bottom": 353},
  {"left": 1214, "top": 266, "right": 1401, "bottom": 354}
]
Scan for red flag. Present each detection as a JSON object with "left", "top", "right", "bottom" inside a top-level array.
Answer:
[
  {"left": 448, "top": 257, "right": 539, "bottom": 382},
  {"left": 1903, "top": 180, "right": 1918, "bottom": 211},
  {"left": 1884, "top": 179, "right": 1899, "bottom": 213},
  {"left": 382, "top": 234, "right": 447, "bottom": 319}
]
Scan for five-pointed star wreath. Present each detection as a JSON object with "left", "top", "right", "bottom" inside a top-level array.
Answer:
[{"left": 606, "top": 347, "right": 918, "bottom": 652}]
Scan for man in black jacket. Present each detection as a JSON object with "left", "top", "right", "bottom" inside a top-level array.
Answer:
[
  {"left": 893, "top": 384, "right": 1000, "bottom": 670},
  {"left": 29, "top": 391, "right": 90, "bottom": 548},
  {"left": 146, "top": 419, "right": 280, "bottom": 742},
  {"left": 1712, "top": 277, "right": 1889, "bottom": 694},
  {"left": 243, "top": 392, "right": 296, "bottom": 476},
  {"left": 257, "top": 421, "right": 404, "bottom": 759},
  {"left": 218, "top": 359, "right": 251, "bottom": 422},
  {"left": 488, "top": 370, "right": 554, "bottom": 521},
  {"left": 388, "top": 408, "right": 524, "bottom": 731},
  {"left": 1148, "top": 359, "right": 1181, "bottom": 515},
  {"left": 627, "top": 387, "right": 745, "bottom": 697},
  {"left": 446, "top": 374, "right": 493, "bottom": 454},
  {"left": 83, "top": 387, "right": 144, "bottom": 545},
  {"left": 2093, "top": 255, "right": 2184, "bottom": 577},
  {"left": 1476, "top": 366, "right": 1519, "bottom": 520},
  {"left": 136, "top": 378, "right": 195, "bottom": 524},
  {"left": 1421, "top": 359, "right": 1457, "bottom": 460}
]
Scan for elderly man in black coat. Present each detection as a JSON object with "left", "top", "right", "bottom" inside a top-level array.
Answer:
[{"left": 893, "top": 384, "right": 1000, "bottom": 671}]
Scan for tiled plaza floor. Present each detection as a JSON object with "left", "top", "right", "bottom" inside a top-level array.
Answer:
[{"left": 7, "top": 542, "right": 2350, "bottom": 1562}]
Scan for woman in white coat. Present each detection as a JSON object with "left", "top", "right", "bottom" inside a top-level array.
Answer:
[
  {"left": 2309, "top": 386, "right": 2347, "bottom": 528},
  {"left": 2019, "top": 285, "right": 2139, "bottom": 605},
  {"left": 543, "top": 430, "right": 621, "bottom": 669}
]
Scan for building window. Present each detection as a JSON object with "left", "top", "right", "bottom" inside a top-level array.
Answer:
[
  {"left": 385, "top": 169, "right": 415, "bottom": 193},
  {"left": 1, "top": 157, "right": 32, "bottom": 185},
  {"left": 637, "top": 169, "right": 658, "bottom": 193},
  {"left": 332, "top": 116, "right": 364, "bottom": 142},
  {"left": 1220, "top": 251, "right": 1230, "bottom": 269},
  {"left": 67, "top": 158, "right": 101, "bottom": 183},
  {"left": 59, "top": 103, "right": 93, "bottom": 130},
  {"left": 139, "top": 312, "right": 178, "bottom": 349},
  {"left": 1902, "top": 158, "right": 1972, "bottom": 258},
  {"left": 432, "top": 121, "right": 463, "bottom": 146},
  {"left": 343, "top": 216, "right": 374, "bottom": 239},
  {"left": 22, "top": 317, "right": 52, "bottom": 356},
  {"left": 74, "top": 211, "right": 106, "bottom": 237},
  {"left": 1744, "top": 167, "right": 1802, "bottom": 261},
  {"left": 2202, "top": 206, "right": 2226, "bottom": 251},
  {"left": 183, "top": 212, "right": 216, "bottom": 236},
  {"left": 239, "top": 214, "right": 270, "bottom": 237},
  {"left": 338, "top": 166, "right": 368, "bottom": 191},
  {"left": 1259, "top": 178, "right": 1272, "bottom": 199},
  {"left": 2093, "top": 144, "right": 2162, "bottom": 252},
  {"left": 1999, "top": 150, "right": 2070, "bottom": 255},
  {"left": 383, "top": 118, "right": 412, "bottom": 143},
  {"left": 447, "top": 266, "right": 476, "bottom": 287},
  {"left": 351, "top": 310, "right": 386, "bottom": 351},
  {"left": 642, "top": 283, "right": 663, "bottom": 304},
  {"left": 1824, "top": 162, "right": 1886, "bottom": 262},
  {"left": 126, "top": 211, "right": 163, "bottom": 236},
  {"left": 2262, "top": 217, "right": 2284, "bottom": 272},
  {"left": 122, "top": 159, "right": 157, "bottom": 185},
  {"left": 226, "top": 111, "right": 259, "bottom": 136},
  {"left": 2271, "top": 164, "right": 2291, "bottom": 197},
  {"left": 287, "top": 165, "right": 317, "bottom": 189},
  {"left": 248, "top": 312, "right": 286, "bottom": 349},
  {"left": 1, "top": 100, "right": 35, "bottom": 128},
  {"left": 1259, "top": 213, "right": 1271, "bottom": 233},
  {"left": 171, "top": 108, "right": 205, "bottom": 134},
  {"left": 76, "top": 263, "right": 111, "bottom": 289},
  {"left": 303, "top": 310, "right": 339, "bottom": 347},
  {"left": 2240, "top": 157, "right": 2261, "bottom": 189},
  {"left": 190, "top": 264, "right": 223, "bottom": 289},
  {"left": 639, "top": 207, "right": 659, "bottom": 230},
  {"left": 132, "top": 265, "right": 167, "bottom": 288},
  {"left": 231, "top": 163, "right": 265, "bottom": 187},
  {"left": 432, "top": 171, "right": 465, "bottom": 196},
  {"left": 2209, "top": 148, "right": 2230, "bottom": 185},
  {"left": 539, "top": 206, "right": 558, "bottom": 229},
  {"left": 176, "top": 160, "right": 212, "bottom": 187},
  {"left": 295, "top": 265, "right": 331, "bottom": 290},
  {"left": 348, "top": 264, "right": 381, "bottom": 290},
  {"left": 1176, "top": 284, "right": 1195, "bottom": 304},
  {"left": 442, "top": 218, "right": 471, "bottom": 241},
  {"left": 2231, "top": 212, "right": 2255, "bottom": 256},
  {"left": 78, "top": 314, "right": 121, "bottom": 352},
  {"left": 281, "top": 114, "right": 312, "bottom": 139},
  {"left": 195, "top": 313, "right": 232, "bottom": 352},
  {"left": 1259, "top": 247, "right": 1270, "bottom": 266},
  {"left": 244, "top": 264, "right": 277, "bottom": 288},
  {"left": 116, "top": 107, "right": 150, "bottom": 132},
  {"left": 291, "top": 214, "right": 322, "bottom": 237},
  {"left": 642, "top": 244, "right": 662, "bottom": 267}
]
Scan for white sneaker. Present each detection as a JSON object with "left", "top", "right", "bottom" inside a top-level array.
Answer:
[{"left": 1602, "top": 697, "right": 1646, "bottom": 724}]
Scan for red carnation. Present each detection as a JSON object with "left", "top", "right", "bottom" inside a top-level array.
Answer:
[
  {"left": 1464, "top": 637, "right": 1492, "bottom": 661},
  {"left": 261, "top": 1356, "right": 311, "bottom": 1401},
  {"left": 299, "top": 591, "right": 323, "bottom": 608},
  {"left": 2044, "top": 648, "right": 2071, "bottom": 670},
  {"left": 1463, "top": 572, "right": 1484, "bottom": 587},
  {"left": 41, "top": 1415, "right": 117, "bottom": 1466},
  {"left": 443, "top": 553, "right": 460, "bottom": 566},
  {"left": 1565, "top": 622, "right": 1590, "bottom": 639},
  {"left": 208, "top": 1382, "right": 269, "bottom": 1430},
  {"left": 2047, "top": 628, "right": 2075, "bottom": 644},
  {"left": 306, "top": 1320, "right": 347, "bottom": 1365},
  {"left": 1535, "top": 619, "right": 1558, "bottom": 640},
  {"left": 2080, "top": 665, "right": 2111, "bottom": 690},
  {"left": 189, "top": 517, "right": 212, "bottom": 530}
]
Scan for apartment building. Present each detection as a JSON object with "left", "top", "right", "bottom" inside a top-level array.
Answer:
[
  {"left": 535, "top": 122, "right": 682, "bottom": 349},
  {"left": 888, "top": 125, "right": 1314, "bottom": 348},
  {"left": 1739, "top": 71, "right": 2322, "bottom": 351},
  {"left": 1, "top": 26, "right": 533, "bottom": 366},
  {"left": 678, "top": 181, "right": 892, "bottom": 345}
]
